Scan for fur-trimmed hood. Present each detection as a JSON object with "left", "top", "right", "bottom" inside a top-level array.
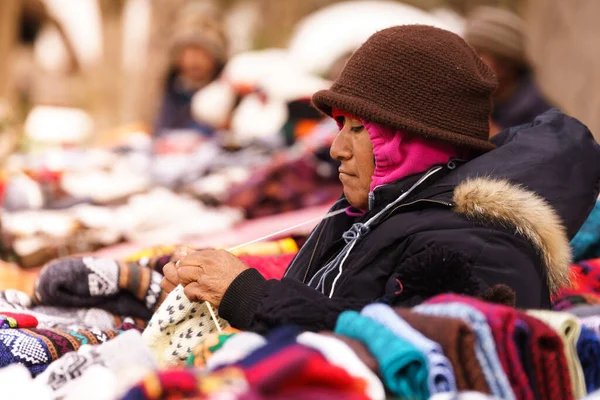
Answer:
[{"left": 453, "top": 177, "right": 571, "bottom": 293}]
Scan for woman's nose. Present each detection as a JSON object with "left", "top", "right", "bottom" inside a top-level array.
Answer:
[{"left": 330, "top": 131, "right": 352, "bottom": 161}]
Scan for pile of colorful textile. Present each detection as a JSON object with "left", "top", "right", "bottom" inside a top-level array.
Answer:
[{"left": 4, "top": 239, "right": 600, "bottom": 399}]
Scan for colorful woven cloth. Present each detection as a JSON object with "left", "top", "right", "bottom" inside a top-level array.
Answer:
[
  {"left": 34, "top": 257, "right": 166, "bottom": 320},
  {"left": 0, "top": 312, "right": 38, "bottom": 329},
  {"left": 555, "top": 259, "right": 600, "bottom": 303},
  {"left": 425, "top": 294, "right": 533, "bottom": 400},
  {"left": 186, "top": 327, "right": 240, "bottom": 368},
  {"left": 0, "top": 323, "right": 140, "bottom": 376},
  {"left": 571, "top": 201, "right": 600, "bottom": 262},
  {"left": 577, "top": 326, "right": 600, "bottom": 393}
]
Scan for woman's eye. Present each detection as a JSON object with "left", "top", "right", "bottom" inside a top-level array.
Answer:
[{"left": 350, "top": 125, "right": 364, "bottom": 133}]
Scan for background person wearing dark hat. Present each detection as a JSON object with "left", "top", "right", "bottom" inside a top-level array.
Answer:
[
  {"left": 153, "top": 2, "right": 228, "bottom": 138},
  {"left": 465, "top": 6, "right": 553, "bottom": 132},
  {"left": 160, "top": 25, "right": 600, "bottom": 333}
]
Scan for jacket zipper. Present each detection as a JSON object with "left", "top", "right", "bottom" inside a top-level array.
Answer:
[
  {"left": 302, "top": 225, "right": 325, "bottom": 283},
  {"left": 386, "top": 198, "right": 453, "bottom": 219}
]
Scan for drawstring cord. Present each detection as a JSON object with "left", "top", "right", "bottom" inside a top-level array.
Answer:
[{"left": 309, "top": 165, "right": 444, "bottom": 298}]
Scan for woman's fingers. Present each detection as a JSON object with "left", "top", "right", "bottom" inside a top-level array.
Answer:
[
  {"left": 177, "top": 266, "right": 203, "bottom": 287},
  {"left": 183, "top": 282, "right": 204, "bottom": 302}
]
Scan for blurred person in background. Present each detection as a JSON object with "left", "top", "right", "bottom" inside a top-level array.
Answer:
[
  {"left": 465, "top": 6, "right": 552, "bottom": 133},
  {"left": 153, "top": 2, "right": 228, "bottom": 138}
]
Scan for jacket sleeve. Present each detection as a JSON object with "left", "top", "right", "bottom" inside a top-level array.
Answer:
[
  {"left": 218, "top": 268, "right": 369, "bottom": 334},
  {"left": 388, "top": 226, "right": 547, "bottom": 308}
]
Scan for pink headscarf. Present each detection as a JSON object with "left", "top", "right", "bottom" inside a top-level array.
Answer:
[{"left": 332, "top": 108, "right": 457, "bottom": 195}]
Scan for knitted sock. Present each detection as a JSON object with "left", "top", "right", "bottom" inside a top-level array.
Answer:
[
  {"left": 205, "top": 332, "right": 267, "bottom": 371},
  {"left": 34, "top": 257, "right": 165, "bottom": 320},
  {"left": 362, "top": 303, "right": 456, "bottom": 394},
  {"left": 335, "top": 310, "right": 428, "bottom": 399},
  {"left": 35, "top": 330, "right": 156, "bottom": 398},
  {"left": 0, "top": 312, "right": 38, "bottom": 328},
  {"left": 514, "top": 318, "right": 540, "bottom": 400},
  {"left": 186, "top": 327, "right": 240, "bottom": 368},
  {"left": 297, "top": 331, "right": 385, "bottom": 400},
  {"left": 527, "top": 310, "right": 587, "bottom": 399},
  {"left": 142, "top": 285, "right": 228, "bottom": 367},
  {"left": 577, "top": 326, "right": 600, "bottom": 393},
  {"left": 414, "top": 303, "right": 515, "bottom": 400}
]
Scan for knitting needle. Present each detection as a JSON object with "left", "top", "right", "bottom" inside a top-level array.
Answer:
[{"left": 180, "top": 207, "right": 347, "bottom": 333}]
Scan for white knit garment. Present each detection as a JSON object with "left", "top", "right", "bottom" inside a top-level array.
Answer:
[{"left": 143, "top": 285, "right": 229, "bottom": 367}]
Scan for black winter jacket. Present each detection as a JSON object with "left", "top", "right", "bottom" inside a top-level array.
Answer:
[{"left": 219, "top": 110, "right": 600, "bottom": 333}]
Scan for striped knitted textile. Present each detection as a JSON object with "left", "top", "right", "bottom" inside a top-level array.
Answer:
[
  {"left": 395, "top": 308, "right": 490, "bottom": 394},
  {"left": 518, "top": 313, "right": 574, "bottom": 400},
  {"left": 426, "top": 294, "right": 533, "bottom": 400},
  {"left": 335, "top": 310, "right": 429, "bottom": 399},
  {"left": 0, "top": 323, "right": 140, "bottom": 376},
  {"left": 578, "top": 326, "right": 600, "bottom": 393},
  {"left": 361, "top": 303, "right": 456, "bottom": 394},
  {"left": 413, "top": 302, "right": 515, "bottom": 400},
  {"left": 528, "top": 310, "right": 587, "bottom": 399}
]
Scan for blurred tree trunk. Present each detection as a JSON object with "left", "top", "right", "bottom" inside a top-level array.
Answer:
[
  {"left": 0, "top": 0, "right": 21, "bottom": 102},
  {"left": 525, "top": 0, "right": 600, "bottom": 142}
]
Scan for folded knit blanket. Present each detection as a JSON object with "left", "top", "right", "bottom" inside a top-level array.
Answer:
[{"left": 0, "top": 322, "right": 140, "bottom": 376}]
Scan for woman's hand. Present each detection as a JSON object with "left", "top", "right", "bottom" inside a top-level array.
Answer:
[
  {"left": 177, "top": 249, "right": 248, "bottom": 306},
  {"left": 160, "top": 246, "right": 194, "bottom": 294}
]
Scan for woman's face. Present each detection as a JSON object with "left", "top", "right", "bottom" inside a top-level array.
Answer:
[
  {"left": 330, "top": 116, "right": 375, "bottom": 209},
  {"left": 178, "top": 45, "right": 217, "bottom": 85}
]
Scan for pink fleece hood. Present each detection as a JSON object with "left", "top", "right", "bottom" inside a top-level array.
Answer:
[{"left": 332, "top": 108, "right": 457, "bottom": 195}]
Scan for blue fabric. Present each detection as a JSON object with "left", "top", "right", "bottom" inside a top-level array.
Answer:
[
  {"left": 571, "top": 201, "right": 600, "bottom": 262},
  {"left": 414, "top": 302, "right": 515, "bottom": 400},
  {"left": 577, "top": 326, "right": 600, "bottom": 393},
  {"left": 335, "top": 310, "right": 429, "bottom": 399},
  {"left": 361, "top": 303, "right": 456, "bottom": 394}
]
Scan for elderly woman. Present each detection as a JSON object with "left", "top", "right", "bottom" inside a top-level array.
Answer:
[{"left": 161, "top": 26, "right": 600, "bottom": 332}]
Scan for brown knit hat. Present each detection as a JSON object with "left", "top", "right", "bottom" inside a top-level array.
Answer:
[{"left": 312, "top": 25, "right": 498, "bottom": 153}]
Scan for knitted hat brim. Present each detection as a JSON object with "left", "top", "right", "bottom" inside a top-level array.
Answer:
[{"left": 312, "top": 89, "right": 496, "bottom": 154}]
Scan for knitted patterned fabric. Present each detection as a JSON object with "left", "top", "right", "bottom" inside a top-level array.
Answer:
[
  {"left": 34, "top": 330, "right": 156, "bottom": 399},
  {"left": 0, "top": 289, "right": 144, "bottom": 331},
  {"left": 0, "top": 312, "right": 38, "bottom": 329},
  {"left": 571, "top": 202, "right": 600, "bottom": 262},
  {"left": 205, "top": 332, "right": 267, "bottom": 371},
  {"left": 413, "top": 302, "right": 515, "bottom": 400},
  {"left": 527, "top": 310, "right": 586, "bottom": 399},
  {"left": 312, "top": 25, "right": 497, "bottom": 153},
  {"left": 425, "top": 294, "right": 533, "bottom": 400},
  {"left": 186, "top": 327, "right": 240, "bottom": 368},
  {"left": 361, "top": 303, "right": 456, "bottom": 394},
  {"left": 335, "top": 310, "right": 429, "bottom": 399},
  {"left": 34, "top": 257, "right": 165, "bottom": 320},
  {"left": 577, "top": 326, "right": 600, "bottom": 393},
  {"left": 142, "top": 285, "right": 228, "bottom": 367},
  {"left": 0, "top": 322, "right": 140, "bottom": 376},
  {"left": 519, "top": 312, "right": 574, "bottom": 400},
  {"left": 394, "top": 308, "right": 490, "bottom": 394},
  {"left": 554, "top": 259, "right": 600, "bottom": 303}
]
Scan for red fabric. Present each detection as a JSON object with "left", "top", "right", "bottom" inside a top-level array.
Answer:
[
  {"left": 426, "top": 294, "right": 533, "bottom": 400},
  {"left": 518, "top": 313, "right": 574, "bottom": 400},
  {"left": 0, "top": 312, "right": 38, "bottom": 328},
  {"left": 554, "top": 259, "right": 600, "bottom": 303},
  {"left": 237, "top": 254, "right": 296, "bottom": 280},
  {"left": 244, "top": 345, "right": 368, "bottom": 399}
]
